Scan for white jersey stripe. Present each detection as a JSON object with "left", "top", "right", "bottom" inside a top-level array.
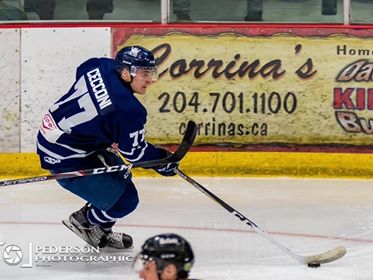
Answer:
[
  {"left": 119, "top": 142, "right": 148, "bottom": 162},
  {"left": 37, "top": 142, "right": 94, "bottom": 160},
  {"left": 40, "top": 131, "right": 87, "bottom": 154}
]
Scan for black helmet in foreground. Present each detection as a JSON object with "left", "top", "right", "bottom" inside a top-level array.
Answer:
[{"left": 139, "top": 233, "right": 195, "bottom": 279}]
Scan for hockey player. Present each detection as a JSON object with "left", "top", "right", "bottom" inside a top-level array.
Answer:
[
  {"left": 134, "top": 233, "right": 195, "bottom": 280},
  {"left": 36, "top": 45, "right": 178, "bottom": 249}
]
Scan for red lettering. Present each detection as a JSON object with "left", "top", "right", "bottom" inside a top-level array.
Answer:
[
  {"left": 333, "top": 88, "right": 354, "bottom": 109},
  {"left": 368, "top": 89, "right": 373, "bottom": 110},
  {"left": 334, "top": 88, "right": 373, "bottom": 110},
  {"left": 356, "top": 88, "right": 366, "bottom": 110}
]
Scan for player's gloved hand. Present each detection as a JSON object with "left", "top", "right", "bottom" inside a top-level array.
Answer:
[
  {"left": 152, "top": 149, "right": 179, "bottom": 176},
  {"left": 154, "top": 162, "right": 179, "bottom": 177}
]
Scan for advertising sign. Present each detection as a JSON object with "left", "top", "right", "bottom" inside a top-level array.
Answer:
[{"left": 113, "top": 27, "right": 373, "bottom": 146}]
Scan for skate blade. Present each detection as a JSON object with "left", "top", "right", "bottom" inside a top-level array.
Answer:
[
  {"left": 62, "top": 219, "right": 109, "bottom": 249},
  {"left": 62, "top": 219, "right": 94, "bottom": 246},
  {"left": 62, "top": 219, "right": 77, "bottom": 232}
]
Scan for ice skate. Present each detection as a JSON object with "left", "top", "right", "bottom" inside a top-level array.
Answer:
[
  {"left": 62, "top": 205, "right": 108, "bottom": 248},
  {"left": 106, "top": 231, "right": 133, "bottom": 249}
]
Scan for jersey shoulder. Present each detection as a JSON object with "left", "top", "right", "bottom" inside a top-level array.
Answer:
[
  {"left": 113, "top": 92, "right": 147, "bottom": 121},
  {"left": 76, "top": 57, "right": 113, "bottom": 79},
  {"left": 75, "top": 57, "right": 147, "bottom": 120}
]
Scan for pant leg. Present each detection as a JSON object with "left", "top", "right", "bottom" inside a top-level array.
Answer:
[
  {"left": 87, "top": 180, "right": 139, "bottom": 231},
  {"left": 51, "top": 150, "right": 131, "bottom": 211}
]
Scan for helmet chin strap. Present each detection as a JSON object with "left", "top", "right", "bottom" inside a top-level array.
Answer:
[
  {"left": 127, "top": 67, "right": 136, "bottom": 83},
  {"left": 119, "top": 69, "right": 134, "bottom": 84}
]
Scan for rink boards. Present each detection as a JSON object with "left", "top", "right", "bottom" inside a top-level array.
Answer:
[{"left": 1, "top": 151, "right": 373, "bottom": 179}]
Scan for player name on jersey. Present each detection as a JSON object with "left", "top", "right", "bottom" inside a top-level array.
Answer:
[{"left": 87, "top": 68, "right": 112, "bottom": 110}]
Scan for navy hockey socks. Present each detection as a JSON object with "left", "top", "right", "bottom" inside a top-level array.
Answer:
[{"left": 86, "top": 207, "right": 116, "bottom": 234}]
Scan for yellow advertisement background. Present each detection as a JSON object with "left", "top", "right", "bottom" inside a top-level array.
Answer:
[{"left": 120, "top": 32, "right": 373, "bottom": 145}]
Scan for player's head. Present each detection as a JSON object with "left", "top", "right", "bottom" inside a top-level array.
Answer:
[
  {"left": 115, "top": 46, "right": 158, "bottom": 94},
  {"left": 134, "top": 233, "right": 195, "bottom": 280}
]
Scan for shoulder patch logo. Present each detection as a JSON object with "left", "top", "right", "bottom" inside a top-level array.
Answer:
[{"left": 40, "top": 113, "right": 57, "bottom": 133}]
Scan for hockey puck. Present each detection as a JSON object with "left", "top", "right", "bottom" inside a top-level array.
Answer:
[{"left": 308, "top": 263, "right": 321, "bottom": 268}]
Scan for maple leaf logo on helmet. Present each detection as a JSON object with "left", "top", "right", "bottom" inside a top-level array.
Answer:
[{"left": 129, "top": 46, "right": 141, "bottom": 58}]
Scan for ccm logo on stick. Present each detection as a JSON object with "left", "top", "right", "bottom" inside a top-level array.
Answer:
[{"left": 92, "top": 165, "right": 128, "bottom": 174}]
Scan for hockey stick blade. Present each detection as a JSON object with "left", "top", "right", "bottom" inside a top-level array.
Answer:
[
  {"left": 0, "top": 121, "right": 197, "bottom": 187},
  {"left": 175, "top": 168, "right": 346, "bottom": 266},
  {"left": 304, "top": 245, "right": 346, "bottom": 265}
]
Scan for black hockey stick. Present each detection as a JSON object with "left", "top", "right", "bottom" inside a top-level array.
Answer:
[
  {"left": 175, "top": 168, "right": 346, "bottom": 267},
  {"left": 0, "top": 121, "right": 197, "bottom": 187}
]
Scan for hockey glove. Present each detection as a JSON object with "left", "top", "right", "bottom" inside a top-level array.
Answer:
[{"left": 154, "top": 162, "right": 179, "bottom": 177}]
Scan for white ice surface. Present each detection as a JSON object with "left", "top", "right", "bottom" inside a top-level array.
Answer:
[{"left": 0, "top": 176, "right": 372, "bottom": 279}]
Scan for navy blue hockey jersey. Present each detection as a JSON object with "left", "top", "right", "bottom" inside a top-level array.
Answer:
[{"left": 37, "top": 57, "right": 165, "bottom": 170}]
